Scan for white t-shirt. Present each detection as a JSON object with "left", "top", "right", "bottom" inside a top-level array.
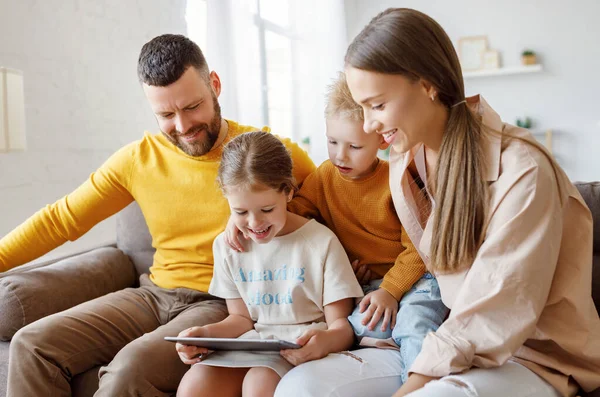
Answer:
[{"left": 210, "top": 219, "right": 364, "bottom": 341}]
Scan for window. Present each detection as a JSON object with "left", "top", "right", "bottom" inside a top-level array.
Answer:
[
  {"left": 186, "top": 0, "right": 346, "bottom": 162},
  {"left": 186, "top": 0, "right": 208, "bottom": 54},
  {"left": 255, "top": 0, "right": 295, "bottom": 138}
]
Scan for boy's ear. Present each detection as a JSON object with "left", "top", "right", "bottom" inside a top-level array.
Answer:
[{"left": 379, "top": 135, "right": 390, "bottom": 150}]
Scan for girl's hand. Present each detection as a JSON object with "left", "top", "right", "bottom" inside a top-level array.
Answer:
[
  {"left": 224, "top": 216, "right": 248, "bottom": 252},
  {"left": 175, "top": 326, "right": 210, "bottom": 365},
  {"left": 359, "top": 288, "right": 399, "bottom": 332},
  {"left": 280, "top": 329, "right": 330, "bottom": 366},
  {"left": 351, "top": 259, "right": 372, "bottom": 285}
]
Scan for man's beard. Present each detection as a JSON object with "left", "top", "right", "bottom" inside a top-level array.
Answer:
[{"left": 163, "top": 94, "right": 222, "bottom": 157}]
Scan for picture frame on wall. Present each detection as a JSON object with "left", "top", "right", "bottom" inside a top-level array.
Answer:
[
  {"left": 482, "top": 50, "right": 500, "bottom": 69},
  {"left": 458, "top": 36, "right": 488, "bottom": 71}
]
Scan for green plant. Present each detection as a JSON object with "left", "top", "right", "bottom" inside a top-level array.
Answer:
[
  {"left": 522, "top": 49, "right": 535, "bottom": 56},
  {"left": 516, "top": 117, "right": 532, "bottom": 129},
  {"left": 301, "top": 136, "right": 311, "bottom": 145}
]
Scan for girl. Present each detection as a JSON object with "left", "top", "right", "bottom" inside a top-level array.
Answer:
[
  {"left": 275, "top": 8, "right": 600, "bottom": 397},
  {"left": 175, "top": 131, "right": 363, "bottom": 397}
]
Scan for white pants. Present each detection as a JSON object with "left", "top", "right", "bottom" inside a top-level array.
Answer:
[{"left": 274, "top": 349, "right": 562, "bottom": 397}]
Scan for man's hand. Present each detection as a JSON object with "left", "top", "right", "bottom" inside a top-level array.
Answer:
[
  {"left": 351, "top": 259, "right": 372, "bottom": 285},
  {"left": 224, "top": 216, "right": 248, "bottom": 252},
  {"left": 359, "top": 288, "right": 399, "bottom": 332},
  {"left": 280, "top": 328, "right": 330, "bottom": 366},
  {"left": 175, "top": 326, "right": 210, "bottom": 365}
]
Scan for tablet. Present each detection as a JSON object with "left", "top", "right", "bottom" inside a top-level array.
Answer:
[{"left": 164, "top": 337, "right": 301, "bottom": 351}]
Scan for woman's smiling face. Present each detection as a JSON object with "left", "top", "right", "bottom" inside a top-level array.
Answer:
[{"left": 345, "top": 66, "right": 440, "bottom": 153}]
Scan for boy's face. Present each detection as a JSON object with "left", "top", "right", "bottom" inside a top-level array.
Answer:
[{"left": 326, "top": 116, "right": 387, "bottom": 180}]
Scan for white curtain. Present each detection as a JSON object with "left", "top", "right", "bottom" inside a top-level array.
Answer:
[{"left": 202, "top": 0, "right": 348, "bottom": 164}]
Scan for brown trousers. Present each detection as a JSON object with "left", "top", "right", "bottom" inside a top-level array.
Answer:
[{"left": 7, "top": 274, "right": 227, "bottom": 397}]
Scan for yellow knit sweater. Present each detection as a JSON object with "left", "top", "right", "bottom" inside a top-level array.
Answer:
[
  {"left": 0, "top": 120, "right": 315, "bottom": 292},
  {"left": 289, "top": 159, "right": 425, "bottom": 300}
]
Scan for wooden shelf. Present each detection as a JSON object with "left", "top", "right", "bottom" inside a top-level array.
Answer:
[{"left": 463, "top": 64, "right": 543, "bottom": 79}]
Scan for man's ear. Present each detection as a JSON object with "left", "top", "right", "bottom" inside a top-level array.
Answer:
[
  {"left": 209, "top": 71, "right": 222, "bottom": 98},
  {"left": 379, "top": 135, "right": 390, "bottom": 150}
]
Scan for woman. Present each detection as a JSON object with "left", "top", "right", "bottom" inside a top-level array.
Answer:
[{"left": 275, "top": 8, "right": 600, "bottom": 397}]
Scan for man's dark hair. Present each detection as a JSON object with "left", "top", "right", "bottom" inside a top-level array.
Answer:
[{"left": 137, "top": 34, "right": 209, "bottom": 86}]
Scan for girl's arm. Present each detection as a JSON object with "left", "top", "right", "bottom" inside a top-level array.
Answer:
[
  {"left": 280, "top": 297, "right": 354, "bottom": 366},
  {"left": 189, "top": 298, "right": 254, "bottom": 338},
  {"left": 176, "top": 298, "right": 254, "bottom": 364}
]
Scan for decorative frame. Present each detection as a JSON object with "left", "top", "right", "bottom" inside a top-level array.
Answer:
[
  {"left": 482, "top": 50, "right": 500, "bottom": 70},
  {"left": 458, "top": 36, "right": 488, "bottom": 71}
]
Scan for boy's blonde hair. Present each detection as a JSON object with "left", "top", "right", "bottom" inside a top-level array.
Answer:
[{"left": 324, "top": 72, "right": 364, "bottom": 121}]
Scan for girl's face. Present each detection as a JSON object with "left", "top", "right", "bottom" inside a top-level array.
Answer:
[
  {"left": 345, "top": 66, "right": 444, "bottom": 153},
  {"left": 226, "top": 185, "right": 292, "bottom": 244}
]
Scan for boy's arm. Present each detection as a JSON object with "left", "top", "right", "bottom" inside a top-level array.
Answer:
[
  {"left": 0, "top": 144, "right": 136, "bottom": 271},
  {"left": 380, "top": 225, "right": 427, "bottom": 301}
]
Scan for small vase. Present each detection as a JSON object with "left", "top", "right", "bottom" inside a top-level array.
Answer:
[{"left": 522, "top": 54, "right": 537, "bottom": 65}]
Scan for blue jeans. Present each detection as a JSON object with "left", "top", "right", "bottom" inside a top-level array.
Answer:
[{"left": 347, "top": 273, "right": 449, "bottom": 383}]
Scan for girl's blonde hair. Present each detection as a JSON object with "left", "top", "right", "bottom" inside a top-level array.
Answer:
[
  {"left": 217, "top": 131, "right": 297, "bottom": 195},
  {"left": 345, "top": 8, "right": 557, "bottom": 274},
  {"left": 325, "top": 72, "right": 364, "bottom": 122}
]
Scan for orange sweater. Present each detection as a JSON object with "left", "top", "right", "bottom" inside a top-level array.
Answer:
[{"left": 288, "top": 159, "right": 425, "bottom": 300}]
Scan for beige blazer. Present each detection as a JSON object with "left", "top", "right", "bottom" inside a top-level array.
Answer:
[{"left": 389, "top": 95, "right": 600, "bottom": 396}]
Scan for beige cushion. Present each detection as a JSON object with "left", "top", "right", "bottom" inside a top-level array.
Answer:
[{"left": 0, "top": 247, "right": 136, "bottom": 341}]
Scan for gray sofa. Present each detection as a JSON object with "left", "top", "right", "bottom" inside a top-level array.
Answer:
[{"left": 1, "top": 182, "right": 599, "bottom": 397}]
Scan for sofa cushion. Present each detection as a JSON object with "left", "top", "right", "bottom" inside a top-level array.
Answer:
[
  {"left": 0, "top": 247, "right": 135, "bottom": 341},
  {"left": 116, "top": 202, "right": 155, "bottom": 276},
  {"left": 574, "top": 182, "right": 600, "bottom": 314},
  {"left": 0, "top": 342, "right": 8, "bottom": 397},
  {"left": 575, "top": 182, "right": 600, "bottom": 253},
  {"left": 593, "top": 255, "right": 600, "bottom": 316}
]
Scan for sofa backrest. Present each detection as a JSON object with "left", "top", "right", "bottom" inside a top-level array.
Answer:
[
  {"left": 115, "top": 182, "right": 600, "bottom": 313},
  {"left": 574, "top": 182, "right": 600, "bottom": 311},
  {"left": 116, "top": 202, "right": 155, "bottom": 276}
]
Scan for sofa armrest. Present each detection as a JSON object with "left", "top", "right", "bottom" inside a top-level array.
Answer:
[{"left": 0, "top": 246, "right": 137, "bottom": 341}]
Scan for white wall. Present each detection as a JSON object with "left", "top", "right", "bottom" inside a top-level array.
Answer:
[
  {"left": 345, "top": 0, "right": 600, "bottom": 181},
  {"left": 0, "top": 0, "right": 187, "bottom": 261}
]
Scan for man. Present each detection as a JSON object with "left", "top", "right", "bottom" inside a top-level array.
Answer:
[{"left": 0, "top": 34, "right": 315, "bottom": 396}]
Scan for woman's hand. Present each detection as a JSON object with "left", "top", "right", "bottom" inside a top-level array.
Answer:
[
  {"left": 224, "top": 216, "right": 248, "bottom": 252},
  {"left": 280, "top": 328, "right": 330, "bottom": 366},
  {"left": 359, "top": 288, "right": 399, "bottom": 332},
  {"left": 175, "top": 326, "right": 210, "bottom": 365},
  {"left": 392, "top": 373, "right": 439, "bottom": 396}
]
